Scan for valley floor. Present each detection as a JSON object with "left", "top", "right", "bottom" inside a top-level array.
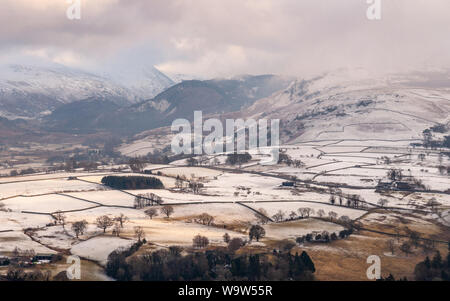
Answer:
[{"left": 0, "top": 139, "right": 449, "bottom": 280}]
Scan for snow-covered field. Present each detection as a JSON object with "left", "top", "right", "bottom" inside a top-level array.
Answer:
[
  {"left": 30, "top": 226, "right": 77, "bottom": 250},
  {"left": 264, "top": 219, "right": 344, "bottom": 240},
  {"left": 156, "top": 167, "right": 223, "bottom": 179},
  {"left": 205, "top": 173, "right": 293, "bottom": 200},
  {"left": 0, "top": 145, "right": 448, "bottom": 271},
  {"left": 0, "top": 211, "right": 53, "bottom": 231},
  {"left": 126, "top": 218, "right": 247, "bottom": 247},
  {"left": 246, "top": 202, "right": 366, "bottom": 220},
  {"left": 65, "top": 190, "right": 136, "bottom": 207},
  {"left": 0, "top": 179, "right": 102, "bottom": 198},
  {"left": 63, "top": 207, "right": 147, "bottom": 224},
  {"left": 71, "top": 237, "right": 136, "bottom": 266},
  {"left": 0, "top": 231, "right": 56, "bottom": 254},
  {"left": 3, "top": 194, "right": 94, "bottom": 214},
  {"left": 167, "top": 203, "right": 257, "bottom": 223}
]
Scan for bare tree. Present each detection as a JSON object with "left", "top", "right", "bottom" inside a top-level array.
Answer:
[
  {"left": 408, "top": 231, "right": 421, "bottom": 249},
  {"left": 387, "top": 168, "right": 403, "bottom": 182},
  {"left": 193, "top": 234, "right": 209, "bottom": 249},
  {"left": 96, "top": 215, "right": 114, "bottom": 233},
  {"left": 297, "top": 208, "right": 307, "bottom": 218},
  {"left": 189, "top": 181, "right": 203, "bottom": 194},
  {"left": 228, "top": 238, "right": 244, "bottom": 252},
  {"left": 129, "top": 157, "right": 146, "bottom": 173},
  {"left": 418, "top": 153, "right": 426, "bottom": 162},
  {"left": 378, "top": 198, "right": 389, "bottom": 208},
  {"left": 175, "top": 177, "right": 184, "bottom": 189},
  {"left": 198, "top": 213, "right": 215, "bottom": 226},
  {"left": 113, "top": 223, "right": 122, "bottom": 237},
  {"left": 395, "top": 228, "right": 401, "bottom": 243},
  {"left": 54, "top": 211, "right": 66, "bottom": 229},
  {"left": 145, "top": 208, "right": 158, "bottom": 219},
  {"left": 329, "top": 194, "right": 336, "bottom": 205},
  {"left": 71, "top": 220, "right": 88, "bottom": 239},
  {"left": 160, "top": 205, "right": 174, "bottom": 218},
  {"left": 254, "top": 208, "right": 270, "bottom": 224},
  {"left": 134, "top": 226, "right": 145, "bottom": 242},
  {"left": 134, "top": 195, "right": 144, "bottom": 209},
  {"left": 114, "top": 213, "right": 129, "bottom": 228},
  {"left": 223, "top": 233, "right": 231, "bottom": 243},
  {"left": 304, "top": 208, "right": 314, "bottom": 218},
  {"left": 272, "top": 210, "right": 285, "bottom": 222},
  {"left": 338, "top": 215, "right": 351, "bottom": 226},
  {"left": 289, "top": 211, "right": 297, "bottom": 220},
  {"left": 169, "top": 246, "right": 184, "bottom": 257},
  {"left": 421, "top": 239, "right": 435, "bottom": 254},
  {"left": 386, "top": 239, "right": 395, "bottom": 255},
  {"left": 328, "top": 211, "right": 338, "bottom": 222},
  {"left": 426, "top": 198, "right": 441, "bottom": 213},
  {"left": 249, "top": 225, "right": 266, "bottom": 242},
  {"left": 317, "top": 209, "right": 326, "bottom": 218},
  {"left": 400, "top": 242, "right": 412, "bottom": 256}
]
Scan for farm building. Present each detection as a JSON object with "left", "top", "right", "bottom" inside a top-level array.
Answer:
[{"left": 282, "top": 181, "right": 295, "bottom": 187}]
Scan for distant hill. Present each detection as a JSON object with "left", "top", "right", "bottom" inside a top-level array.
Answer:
[
  {"left": 43, "top": 75, "right": 293, "bottom": 134},
  {"left": 241, "top": 69, "right": 450, "bottom": 142},
  {"left": 0, "top": 62, "right": 174, "bottom": 119},
  {"left": 43, "top": 98, "right": 120, "bottom": 134},
  {"left": 0, "top": 116, "right": 34, "bottom": 140}
]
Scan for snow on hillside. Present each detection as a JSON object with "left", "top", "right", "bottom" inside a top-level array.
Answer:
[
  {"left": 0, "top": 211, "right": 53, "bottom": 231},
  {"left": 3, "top": 194, "right": 93, "bottom": 214},
  {"left": 245, "top": 70, "right": 450, "bottom": 142},
  {"left": 0, "top": 62, "right": 174, "bottom": 118},
  {"left": 0, "top": 178, "right": 102, "bottom": 198},
  {"left": 0, "top": 231, "right": 57, "bottom": 254},
  {"left": 99, "top": 64, "right": 174, "bottom": 101},
  {"left": 71, "top": 237, "right": 136, "bottom": 266}
]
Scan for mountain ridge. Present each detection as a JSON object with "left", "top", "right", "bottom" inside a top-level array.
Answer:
[{"left": 0, "top": 62, "right": 175, "bottom": 119}]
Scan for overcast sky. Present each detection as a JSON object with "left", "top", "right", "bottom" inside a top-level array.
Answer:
[{"left": 1, "top": 0, "right": 449, "bottom": 78}]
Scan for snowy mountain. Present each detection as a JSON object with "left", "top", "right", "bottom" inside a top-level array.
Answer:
[
  {"left": 165, "top": 73, "right": 207, "bottom": 84},
  {"left": 98, "top": 64, "right": 174, "bottom": 102},
  {"left": 0, "top": 62, "right": 174, "bottom": 119},
  {"left": 43, "top": 75, "right": 293, "bottom": 134},
  {"left": 242, "top": 69, "right": 450, "bottom": 142}
]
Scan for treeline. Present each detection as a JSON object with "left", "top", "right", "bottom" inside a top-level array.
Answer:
[
  {"left": 106, "top": 248, "right": 315, "bottom": 281},
  {"left": 226, "top": 153, "right": 252, "bottom": 166},
  {"left": 414, "top": 251, "right": 450, "bottom": 281},
  {"left": 0, "top": 268, "right": 70, "bottom": 281},
  {"left": 296, "top": 228, "right": 354, "bottom": 244},
  {"left": 101, "top": 176, "right": 164, "bottom": 190},
  {"left": 420, "top": 127, "right": 450, "bottom": 149}
]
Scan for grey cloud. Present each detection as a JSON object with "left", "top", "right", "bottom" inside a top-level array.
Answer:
[{"left": 0, "top": 0, "right": 449, "bottom": 77}]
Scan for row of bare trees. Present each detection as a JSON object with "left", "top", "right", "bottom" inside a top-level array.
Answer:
[
  {"left": 256, "top": 207, "right": 341, "bottom": 224},
  {"left": 329, "top": 193, "right": 368, "bottom": 209},
  {"left": 134, "top": 193, "right": 163, "bottom": 209},
  {"left": 278, "top": 152, "right": 305, "bottom": 168},
  {"left": 51, "top": 211, "right": 138, "bottom": 239},
  {"left": 385, "top": 228, "right": 438, "bottom": 257},
  {"left": 145, "top": 205, "right": 175, "bottom": 219}
]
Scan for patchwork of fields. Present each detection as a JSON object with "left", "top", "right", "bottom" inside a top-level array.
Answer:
[{"left": 1, "top": 139, "right": 449, "bottom": 280}]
